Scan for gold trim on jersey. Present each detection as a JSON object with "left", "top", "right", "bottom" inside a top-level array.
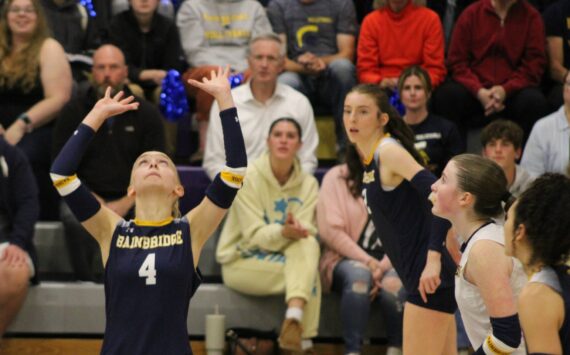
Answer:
[
  {"left": 53, "top": 174, "right": 77, "bottom": 189},
  {"left": 362, "top": 133, "right": 391, "bottom": 166},
  {"left": 133, "top": 216, "right": 174, "bottom": 227}
]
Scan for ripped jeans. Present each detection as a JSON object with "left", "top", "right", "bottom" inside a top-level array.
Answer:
[{"left": 332, "top": 259, "right": 405, "bottom": 353}]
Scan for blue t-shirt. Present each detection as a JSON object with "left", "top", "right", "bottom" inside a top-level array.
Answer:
[{"left": 101, "top": 217, "right": 201, "bottom": 355}]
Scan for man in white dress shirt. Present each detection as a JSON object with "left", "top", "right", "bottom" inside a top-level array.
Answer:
[{"left": 203, "top": 34, "right": 319, "bottom": 180}]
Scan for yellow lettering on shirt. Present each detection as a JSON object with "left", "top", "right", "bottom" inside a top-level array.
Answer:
[
  {"left": 115, "top": 230, "right": 185, "bottom": 249},
  {"left": 307, "top": 16, "right": 332, "bottom": 24}
]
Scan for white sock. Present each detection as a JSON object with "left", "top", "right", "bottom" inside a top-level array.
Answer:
[
  {"left": 301, "top": 339, "right": 313, "bottom": 350},
  {"left": 285, "top": 307, "right": 303, "bottom": 322}
]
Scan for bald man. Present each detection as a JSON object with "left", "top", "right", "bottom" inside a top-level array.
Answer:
[{"left": 52, "top": 45, "right": 166, "bottom": 282}]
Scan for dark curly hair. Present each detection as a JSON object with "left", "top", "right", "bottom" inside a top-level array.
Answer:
[{"left": 513, "top": 173, "right": 570, "bottom": 267}]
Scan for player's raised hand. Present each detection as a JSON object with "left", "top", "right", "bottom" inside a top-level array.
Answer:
[
  {"left": 92, "top": 87, "right": 140, "bottom": 120},
  {"left": 187, "top": 66, "right": 235, "bottom": 110},
  {"left": 187, "top": 66, "right": 231, "bottom": 98}
]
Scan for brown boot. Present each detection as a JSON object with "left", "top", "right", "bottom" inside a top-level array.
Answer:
[{"left": 278, "top": 318, "right": 303, "bottom": 352}]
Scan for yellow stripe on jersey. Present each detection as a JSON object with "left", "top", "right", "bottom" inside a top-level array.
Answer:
[
  {"left": 362, "top": 133, "right": 391, "bottom": 166},
  {"left": 133, "top": 216, "right": 174, "bottom": 227},
  {"left": 221, "top": 170, "right": 244, "bottom": 188},
  {"left": 53, "top": 174, "right": 78, "bottom": 189}
]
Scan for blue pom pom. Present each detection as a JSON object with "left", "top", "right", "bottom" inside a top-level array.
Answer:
[
  {"left": 159, "top": 70, "right": 190, "bottom": 122},
  {"left": 389, "top": 90, "right": 406, "bottom": 116},
  {"left": 228, "top": 72, "right": 244, "bottom": 88},
  {"left": 78, "top": 0, "right": 96, "bottom": 18}
]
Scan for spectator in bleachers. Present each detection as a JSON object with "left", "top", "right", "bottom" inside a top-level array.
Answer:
[
  {"left": 216, "top": 118, "right": 320, "bottom": 353},
  {"left": 398, "top": 65, "right": 463, "bottom": 177},
  {"left": 112, "top": 0, "right": 176, "bottom": 19},
  {"left": 317, "top": 145, "right": 404, "bottom": 355},
  {"left": 106, "top": 0, "right": 185, "bottom": 100},
  {"left": 0, "top": 0, "right": 72, "bottom": 220},
  {"left": 520, "top": 71, "right": 570, "bottom": 176},
  {"left": 52, "top": 44, "right": 165, "bottom": 282},
  {"left": 357, "top": 0, "right": 446, "bottom": 92},
  {"left": 0, "top": 137, "right": 38, "bottom": 338},
  {"left": 40, "top": 0, "right": 102, "bottom": 79},
  {"left": 203, "top": 34, "right": 318, "bottom": 180},
  {"left": 543, "top": 0, "right": 570, "bottom": 110},
  {"left": 481, "top": 119, "right": 535, "bottom": 198},
  {"left": 432, "top": 0, "right": 549, "bottom": 140},
  {"left": 106, "top": 0, "right": 186, "bottom": 157},
  {"left": 177, "top": 0, "right": 272, "bottom": 159},
  {"left": 267, "top": 0, "right": 357, "bottom": 154}
]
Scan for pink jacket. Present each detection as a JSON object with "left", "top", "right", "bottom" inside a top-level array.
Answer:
[{"left": 317, "top": 165, "right": 373, "bottom": 292}]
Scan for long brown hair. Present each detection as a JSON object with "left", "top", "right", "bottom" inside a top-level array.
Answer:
[
  {"left": 348, "top": 84, "right": 424, "bottom": 165},
  {"left": 0, "top": 0, "right": 51, "bottom": 92}
]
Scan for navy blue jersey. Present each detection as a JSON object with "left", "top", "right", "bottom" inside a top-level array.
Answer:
[
  {"left": 361, "top": 140, "right": 455, "bottom": 296},
  {"left": 554, "top": 265, "right": 570, "bottom": 353},
  {"left": 101, "top": 216, "right": 201, "bottom": 355}
]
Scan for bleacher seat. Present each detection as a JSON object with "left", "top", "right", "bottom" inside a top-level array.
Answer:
[{"left": 8, "top": 282, "right": 386, "bottom": 340}]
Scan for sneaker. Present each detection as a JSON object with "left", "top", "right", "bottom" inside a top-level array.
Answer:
[{"left": 278, "top": 318, "right": 303, "bottom": 352}]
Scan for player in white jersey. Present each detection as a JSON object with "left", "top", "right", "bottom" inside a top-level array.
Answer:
[{"left": 430, "top": 154, "right": 527, "bottom": 354}]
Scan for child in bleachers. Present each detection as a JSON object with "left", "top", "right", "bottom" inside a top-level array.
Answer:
[
  {"left": 481, "top": 119, "right": 535, "bottom": 198},
  {"left": 398, "top": 65, "right": 464, "bottom": 177}
]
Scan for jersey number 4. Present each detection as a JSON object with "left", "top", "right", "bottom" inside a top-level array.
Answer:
[{"left": 139, "top": 253, "right": 157, "bottom": 285}]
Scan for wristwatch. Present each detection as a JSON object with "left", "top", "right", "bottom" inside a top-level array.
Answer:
[{"left": 17, "top": 113, "right": 33, "bottom": 132}]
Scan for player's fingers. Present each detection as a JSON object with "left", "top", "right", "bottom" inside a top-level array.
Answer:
[{"left": 418, "top": 283, "right": 428, "bottom": 303}]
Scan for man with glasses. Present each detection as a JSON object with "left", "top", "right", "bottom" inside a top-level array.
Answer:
[
  {"left": 267, "top": 0, "right": 357, "bottom": 155},
  {"left": 203, "top": 34, "right": 318, "bottom": 181}
]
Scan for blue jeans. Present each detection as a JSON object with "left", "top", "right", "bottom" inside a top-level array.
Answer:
[
  {"left": 332, "top": 259, "right": 405, "bottom": 352},
  {"left": 278, "top": 59, "right": 356, "bottom": 150}
]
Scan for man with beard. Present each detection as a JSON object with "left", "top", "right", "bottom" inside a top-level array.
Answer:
[{"left": 52, "top": 44, "right": 165, "bottom": 282}]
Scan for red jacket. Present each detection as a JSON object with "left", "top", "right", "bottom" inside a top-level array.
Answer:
[
  {"left": 447, "top": 0, "right": 546, "bottom": 97},
  {"left": 357, "top": 1, "right": 446, "bottom": 86}
]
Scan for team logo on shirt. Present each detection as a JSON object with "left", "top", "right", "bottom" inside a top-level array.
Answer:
[
  {"left": 363, "top": 170, "right": 375, "bottom": 184},
  {"left": 116, "top": 230, "right": 183, "bottom": 249}
]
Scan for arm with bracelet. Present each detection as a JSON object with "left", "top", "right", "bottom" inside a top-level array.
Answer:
[
  {"left": 50, "top": 88, "right": 140, "bottom": 264},
  {"left": 186, "top": 66, "right": 247, "bottom": 255}
]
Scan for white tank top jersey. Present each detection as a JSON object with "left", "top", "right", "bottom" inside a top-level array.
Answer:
[{"left": 455, "top": 223, "right": 527, "bottom": 353}]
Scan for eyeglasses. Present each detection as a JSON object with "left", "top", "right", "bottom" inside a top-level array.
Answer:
[{"left": 8, "top": 6, "right": 36, "bottom": 14}]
